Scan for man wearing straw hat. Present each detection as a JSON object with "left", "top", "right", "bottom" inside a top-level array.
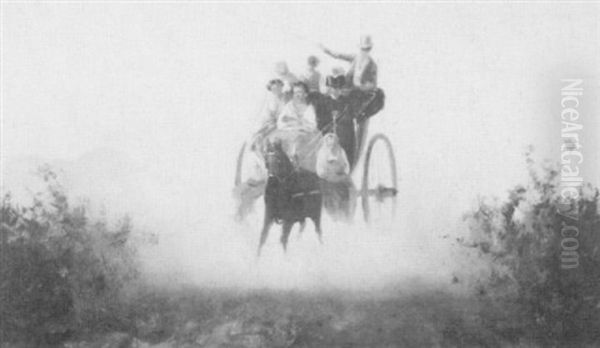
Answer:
[
  {"left": 320, "top": 35, "right": 378, "bottom": 92},
  {"left": 319, "top": 35, "right": 385, "bottom": 157}
]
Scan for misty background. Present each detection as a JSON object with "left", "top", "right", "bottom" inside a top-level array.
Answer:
[{"left": 2, "top": 3, "right": 599, "bottom": 291}]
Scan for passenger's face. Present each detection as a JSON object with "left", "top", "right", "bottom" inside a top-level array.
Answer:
[
  {"left": 329, "top": 87, "right": 342, "bottom": 98},
  {"left": 293, "top": 87, "right": 307, "bottom": 103},
  {"left": 270, "top": 83, "right": 283, "bottom": 95}
]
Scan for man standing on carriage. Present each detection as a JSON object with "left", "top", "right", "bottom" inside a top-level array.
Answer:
[{"left": 319, "top": 35, "right": 385, "bottom": 151}]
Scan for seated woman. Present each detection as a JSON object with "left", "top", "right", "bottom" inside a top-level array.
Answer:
[
  {"left": 236, "top": 79, "right": 287, "bottom": 221},
  {"left": 250, "top": 79, "right": 286, "bottom": 151},
  {"left": 277, "top": 82, "right": 317, "bottom": 131},
  {"left": 267, "top": 82, "right": 322, "bottom": 172},
  {"left": 264, "top": 79, "right": 287, "bottom": 126}
]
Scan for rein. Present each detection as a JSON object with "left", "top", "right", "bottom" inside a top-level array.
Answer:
[{"left": 302, "top": 103, "right": 352, "bottom": 159}]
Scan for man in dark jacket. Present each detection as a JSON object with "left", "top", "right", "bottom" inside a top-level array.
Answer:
[
  {"left": 320, "top": 35, "right": 385, "bottom": 155},
  {"left": 313, "top": 75, "right": 357, "bottom": 169}
]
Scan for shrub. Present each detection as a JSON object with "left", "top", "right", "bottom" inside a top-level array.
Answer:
[
  {"left": 0, "top": 165, "right": 139, "bottom": 345},
  {"left": 462, "top": 151, "right": 600, "bottom": 345}
]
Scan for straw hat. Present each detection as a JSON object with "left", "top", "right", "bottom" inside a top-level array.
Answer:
[{"left": 360, "top": 35, "right": 373, "bottom": 50}]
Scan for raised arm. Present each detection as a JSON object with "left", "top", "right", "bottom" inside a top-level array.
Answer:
[{"left": 319, "top": 43, "right": 355, "bottom": 62}]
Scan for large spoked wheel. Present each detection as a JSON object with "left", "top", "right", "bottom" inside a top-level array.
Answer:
[
  {"left": 233, "top": 142, "right": 266, "bottom": 222},
  {"left": 234, "top": 142, "right": 247, "bottom": 187},
  {"left": 361, "top": 134, "right": 398, "bottom": 223}
]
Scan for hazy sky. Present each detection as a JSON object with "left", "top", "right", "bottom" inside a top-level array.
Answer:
[
  {"left": 2, "top": 3, "right": 599, "bottom": 289},
  {"left": 4, "top": 3, "right": 598, "bottom": 172}
]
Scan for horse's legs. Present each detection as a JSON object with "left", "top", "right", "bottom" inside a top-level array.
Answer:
[
  {"left": 311, "top": 213, "right": 323, "bottom": 244},
  {"left": 280, "top": 221, "right": 294, "bottom": 252},
  {"left": 297, "top": 219, "right": 306, "bottom": 240},
  {"left": 257, "top": 213, "right": 274, "bottom": 257}
]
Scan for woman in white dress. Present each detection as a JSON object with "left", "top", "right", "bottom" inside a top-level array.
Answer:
[
  {"left": 261, "top": 79, "right": 287, "bottom": 129},
  {"left": 249, "top": 79, "right": 286, "bottom": 152},
  {"left": 269, "top": 82, "right": 322, "bottom": 172},
  {"left": 277, "top": 82, "right": 317, "bottom": 131},
  {"left": 236, "top": 79, "right": 286, "bottom": 220}
]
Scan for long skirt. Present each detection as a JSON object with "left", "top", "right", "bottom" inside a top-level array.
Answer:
[{"left": 335, "top": 117, "right": 356, "bottom": 170}]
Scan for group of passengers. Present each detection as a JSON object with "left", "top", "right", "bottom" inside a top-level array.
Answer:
[{"left": 251, "top": 35, "right": 384, "bottom": 180}]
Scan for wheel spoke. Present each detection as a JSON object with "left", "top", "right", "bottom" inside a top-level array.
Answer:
[{"left": 361, "top": 134, "right": 398, "bottom": 223}]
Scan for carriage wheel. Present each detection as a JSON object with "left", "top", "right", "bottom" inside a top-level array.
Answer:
[
  {"left": 234, "top": 142, "right": 247, "bottom": 187},
  {"left": 233, "top": 142, "right": 266, "bottom": 222},
  {"left": 353, "top": 119, "right": 370, "bottom": 171},
  {"left": 361, "top": 134, "right": 398, "bottom": 223}
]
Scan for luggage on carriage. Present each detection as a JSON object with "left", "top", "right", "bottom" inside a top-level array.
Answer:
[{"left": 234, "top": 86, "right": 396, "bottom": 224}]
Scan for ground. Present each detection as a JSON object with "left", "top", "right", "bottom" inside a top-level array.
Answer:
[{"left": 57, "top": 285, "right": 539, "bottom": 348}]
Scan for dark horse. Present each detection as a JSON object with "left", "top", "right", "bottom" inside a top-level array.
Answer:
[{"left": 258, "top": 139, "right": 323, "bottom": 256}]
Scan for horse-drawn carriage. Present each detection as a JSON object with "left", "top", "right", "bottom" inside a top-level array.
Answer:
[
  {"left": 236, "top": 119, "right": 397, "bottom": 215},
  {"left": 234, "top": 100, "right": 398, "bottom": 254},
  {"left": 233, "top": 75, "right": 398, "bottom": 254}
]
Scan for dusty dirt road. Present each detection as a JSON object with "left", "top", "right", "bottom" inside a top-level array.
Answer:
[{"left": 62, "top": 285, "right": 528, "bottom": 348}]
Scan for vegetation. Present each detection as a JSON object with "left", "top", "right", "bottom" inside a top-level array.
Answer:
[
  {"left": 1, "top": 154, "right": 598, "bottom": 346},
  {"left": 0, "top": 166, "right": 139, "bottom": 345},
  {"left": 462, "top": 151, "right": 600, "bottom": 345}
]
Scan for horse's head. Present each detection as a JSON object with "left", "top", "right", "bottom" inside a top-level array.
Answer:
[{"left": 265, "top": 139, "right": 294, "bottom": 179}]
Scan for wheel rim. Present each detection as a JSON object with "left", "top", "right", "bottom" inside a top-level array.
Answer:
[
  {"left": 234, "top": 142, "right": 247, "bottom": 186},
  {"left": 361, "top": 134, "right": 398, "bottom": 223}
]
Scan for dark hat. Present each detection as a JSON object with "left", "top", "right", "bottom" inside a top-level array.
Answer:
[
  {"left": 266, "top": 78, "right": 284, "bottom": 91},
  {"left": 326, "top": 75, "right": 345, "bottom": 89}
]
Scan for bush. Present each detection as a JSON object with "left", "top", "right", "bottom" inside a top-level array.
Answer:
[
  {"left": 462, "top": 151, "right": 600, "bottom": 345},
  {"left": 0, "top": 166, "right": 139, "bottom": 345}
]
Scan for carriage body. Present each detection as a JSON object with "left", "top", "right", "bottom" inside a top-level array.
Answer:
[{"left": 234, "top": 112, "right": 398, "bottom": 223}]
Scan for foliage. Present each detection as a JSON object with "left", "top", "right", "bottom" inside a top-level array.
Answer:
[
  {"left": 0, "top": 165, "right": 139, "bottom": 345},
  {"left": 463, "top": 150, "right": 600, "bottom": 345}
]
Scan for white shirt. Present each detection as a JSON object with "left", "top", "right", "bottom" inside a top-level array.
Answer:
[
  {"left": 261, "top": 94, "right": 285, "bottom": 127},
  {"left": 276, "top": 101, "right": 317, "bottom": 131},
  {"left": 301, "top": 69, "right": 322, "bottom": 93},
  {"left": 353, "top": 55, "right": 371, "bottom": 88}
]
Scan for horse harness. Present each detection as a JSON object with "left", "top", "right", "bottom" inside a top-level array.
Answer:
[
  {"left": 268, "top": 173, "right": 320, "bottom": 200},
  {"left": 291, "top": 189, "right": 320, "bottom": 199}
]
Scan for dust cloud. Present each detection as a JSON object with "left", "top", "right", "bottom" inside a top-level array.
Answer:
[{"left": 4, "top": 3, "right": 597, "bottom": 295}]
